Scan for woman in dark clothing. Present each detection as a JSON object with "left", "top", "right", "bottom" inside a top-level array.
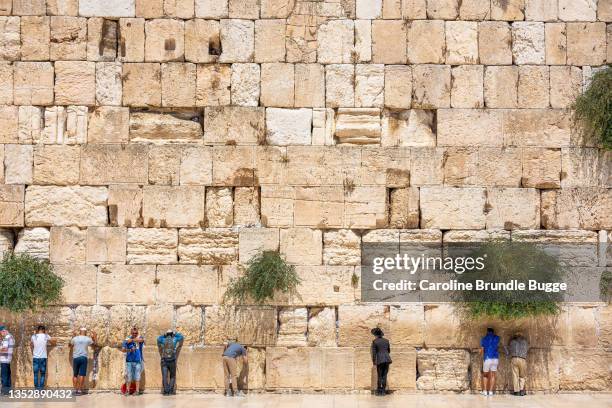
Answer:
[{"left": 371, "top": 327, "right": 391, "bottom": 396}]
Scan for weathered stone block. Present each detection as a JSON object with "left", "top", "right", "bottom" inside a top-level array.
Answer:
[
  {"left": 491, "top": 0, "right": 525, "bottom": 20},
  {"left": 323, "top": 229, "right": 361, "bottom": 266},
  {"left": 220, "top": 19, "right": 254, "bottom": 63},
  {"left": 238, "top": 228, "right": 279, "bottom": 264},
  {"left": 389, "top": 187, "right": 420, "bottom": 228},
  {"left": 157, "top": 265, "right": 218, "bottom": 304},
  {"left": 205, "top": 187, "right": 233, "bottom": 227},
  {"left": 541, "top": 188, "right": 611, "bottom": 230},
  {"left": 231, "top": 63, "right": 260, "bottom": 107},
  {"left": 407, "top": 20, "right": 444, "bottom": 64},
  {"left": 479, "top": 21, "right": 512, "bottom": 65},
  {"left": 437, "top": 109, "right": 503, "bottom": 147},
  {"left": 49, "top": 16, "right": 87, "bottom": 60},
  {"left": 0, "top": 185, "right": 24, "bottom": 227},
  {"left": 79, "top": 0, "right": 136, "bottom": 17},
  {"left": 54, "top": 265, "right": 96, "bottom": 305},
  {"left": 195, "top": 0, "right": 228, "bottom": 18},
  {"left": 417, "top": 349, "right": 470, "bottom": 391},
  {"left": 204, "top": 106, "right": 264, "bottom": 145},
  {"left": 98, "top": 264, "right": 155, "bottom": 304},
  {"left": 338, "top": 305, "right": 388, "bottom": 346},
  {"left": 277, "top": 308, "right": 307, "bottom": 346},
  {"left": 122, "top": 63, "right": 162, "bottom": 107},
  {"left": 4, "top": 144, "right": 32, "bottom": 185},
  {"left": 0, "top": 62, "right": 11, "bottom": 104},
  {"left": 0, "top": 16, "right": 19, "bottom": 61},
  {"left": 345, "top": 186, "right": 387, "bottom": 228},
  {"left": 318, "top": 19, "right": 354, "bottom": 64},
  {"left": 558, "top": 0, "right": 596, "bottom": 21},
  {"left": 204, "top": 306, "right": 277, "bottom": 345},
  {"left": 512, "top": 22, "right": 545, "bottom": 64},
  {"left": 335, "top": 108, "right": 381, "bottom": 145},
  {"left": 15, "top": 227, "right": 49, "bottom": 259},
  {"left": 129, "top": 110, "right": 203, "bottom": 143},
  {"left": 25, "top": 186, "right": 108, "bottom": 227},
  {"left": 384, "top": 65, "right": 412, "bottom": 109},
  {"left": 118, "top": 18, "right": 145, "bottom": 62},
  {"left": 195, "top": 63, "right": 229, "bottom": 107},
  {"left": 88, "top": 107, "right": 129, "bottom": 144},
  {"left": 185, "top": 19, "right": 220, "bottom": 63},
  {"left": 371, "top": 20, "right": 406, "bottom": 64},
  {"left": 518, "top": 65, "right": 549, "bottom": 108},
  {"left": 163, "top": 62, "right": 196, "bottom": 107},
  {"left": 450, "top": 65, "right": 484, "bottom": 108},
  {"left": 307, "top": 307, "right": 336, "bottom": 346},
  {"left": 33, "top": 145, "right": 80, "bottom": 185},
  {"left": 20, "top": 16, "right": 50, "bottom": 60},
  {"left": 87, "top": 18, "right": 117, "bottom": 62},
  {"left": 95, "top": 62, "right": 122, "bottom": 105},
  {"left": 86, "top": 227, "right": 126, "bottom": 264},
  {"left": 291, "top": 186, "right": 344, "bottom": 228},
  {"left": 412, "top": 65, "right": 450, "bottom": 108},
  {"left": 145, "top": 19, "right": 185, "bottom": 62},
  {"left": 550, "top": 66, "right": 581, "bottom": 109},
  {"left": 234, "top": 187, "right": 260, "bottom": 226},
  {"left": 14, "top": 62, "right": 54, "bottom": 105},
  {"left": 294, "top": 63, "right": 325, "bottom": 108},
  {"left": 503, "top": 109, "right": 571, "bottom": 147},
  {"left": 47, "top": 0, "right": 79, "bottom": 16},
  {"left": 54, "top": 61, "right": 95, "bottom": 106},
  {"left": 355, "top": 64, "right": 384, "bottom": 108},
  {"left": 255, "top": 20, "right": 286, "bottom": 62},
  {"left": 266, "top": 108, "right": 312, "bottom": 145},
  {"left": 261, "top": 63, "right": 294, "bottom": 107},
  {"left": 178, "top": 228, "right": 238, "bottom": 264},
  {"left": 260, "top": 0, "right": 293, "bottom": 18},
  {"left": 521, "top": 147, "right": 561, "bottom": 188},
  {"left": 559, "top": 349, "right": 611, "bottom": 391},
  {"left": 566, "top": 22, "right": 606, "bottom": 65},
  {"left": 280, "top": 228, "right": 322, "bottom": 265},
  {"left": 445, "top": 21, "right": 478, "bottom": 64},
  {"left": 484, "top": 65, "right": 518, "bottom": 108},
  {"left": 325, "top": 64, "right": 354, "bottom": 108},
  {"left": 420, "top": 187, "right": 486, "bottom": 229},
  {"left": 127, "top": 228, "right": 178, "bottom": 264},
  {"left": 561, "top": 148, "right": 610, "bottom": 188},
  {"left": 148, "top": 145, "right": 181, "bottom": 185},
  {"left": 142, "top": 186, "right": 205, "bottom": 227},
  {"left": 486, "top": 188, "right": 540, "bottom": 230},
  {"left": 108, "top": 185, "right": 142, "bottom": 227},
  {"left": 48, "top": 226, "right": 85, "bottom": 264},
  {"left": 410, "top": 147, "right": 444, "bottom": 186},
  {"left": 211, "top": 146, "right": 256, "bottom": 186},
  {"left": 266, "top": 347, "right": 322, "bottom": 388},
  {"left": 545, "top": 22, "right": 567, "bottom": 65},
  {"left": 294, "top": 265, "right": 356, "bottom": 305},
  {"left": 80, "top": 145, "right": 148, "bottom": 185}
]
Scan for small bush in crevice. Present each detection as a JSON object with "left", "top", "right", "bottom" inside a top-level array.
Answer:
[
  {"left": 223, "top": 251, "right": 300, "bottom": 304},
  {"left": 573, "top": 65, "right": 612, "bottom": 150},
  {"left": 0, "top": 252, "right": 64, "bottom": 313}
]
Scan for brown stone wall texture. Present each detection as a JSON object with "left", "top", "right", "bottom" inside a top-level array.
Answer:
[{"left": 0, "top": 0, "right": 610, "bottom": 392}]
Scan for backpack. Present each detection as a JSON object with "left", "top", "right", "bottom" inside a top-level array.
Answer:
[{"left": 161, "top": 336, "right": 176, "bottom": 361}]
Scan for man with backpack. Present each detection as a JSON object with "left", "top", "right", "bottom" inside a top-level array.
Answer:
[
  {"left": 121, "top": 327, "right": 144, "bottom": 396},
  {"left": 157, "top": 330, "right": 184, "bottom": 395}
]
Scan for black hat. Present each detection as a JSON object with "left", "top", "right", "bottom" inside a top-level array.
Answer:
[{"left": 371, "top": 327, "right": 384, "bottom": 337}]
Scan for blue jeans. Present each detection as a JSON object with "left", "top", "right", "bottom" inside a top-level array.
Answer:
[
  {"left": 33, "top": 358, "right": 47, "bottom": 390},
  {"left": 0, "top": 363, "right": 11, "bottom": 395}
]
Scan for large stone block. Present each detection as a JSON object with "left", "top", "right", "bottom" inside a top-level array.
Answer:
[
  {"left": 420, "top": 187, "right": 486, "bottom": 229},
  {"left": 437, "top": 109, "right": 503, "bottom": 147},
  {"left": 518, "top": 65, "right": 549, "bottom": 108},
  {"left": 157, "top": 265, "right": 218, "bottom": 304},
  {"left": 219, "top": 19, "right": 254, "bottom": 63},
  {"left": 0, "top": 185, "right": 24, "bottom": 227},
  {"left": 0, "top": 106, "right": 18, "bottom": 143},
  {"left": 512, "top": 22, "right": 545, "bottom": 64},
  {"left": 95, "top": 62, "right": 122, "bottom": 105},
  {"left": 49, "top": 226, "right": 85, "bottom": 264},
  {"left": 294, "top": 265, "right": 356, "bottom": 305},
  {"left": 389, "top": 187, "right": 420, "bottom": 228},
  {"left": 87, "top": 18, "right": 118, "bottom": 62},
  {"left": 162, "top": 62, "right": 196, "bottom": 107},
  {"left": 307, "top": 307, "right": 336, "bottom": 346},
  {"left": 79, "top": 0, "right": 135, "bottom": 17},
  {"left": 354, "top": 346, "right": 417, "bottom": 390},
  {"left": 338, "top": 305, "right": 389, "bottom": 346},
  {"left": 382, "top": 110, "right": 435, "bottom": 148},
  {"left": 384, "top": 65, "right": 412, "bottom": 109},
  {"left": 255, "top": 19, "right": 286, "bottom": 63},
  {"left": 87, "top": 107, "right": 129, "bottom": 144},
  {"left": 118, "top": 18, "right": 145, "bottom": 62},
  {"left": 122, "top": 63, "right": 161, "bottom": 106},
  {"left": 486, "top": 188, "right": 540, "bottom": 230},
  {"left": 195, "top": 63, "right": 229, "bottom": 107},
  {"left": 86, "top": 226, "right": 126, "bottom": 264},
  {"left": 503, "top": 109, "right": 571, "bottom": 147},
  {"left": 291, "top": 186, "right": 344, "bottom": 228},
  {"left": 0, "top": 62, "right": 11, "bottom": 104},
  {"left": 479, "top": 21, "right": 512, "bottom": 65},
  {"left": 335, "top": 108, "right": 381, "bottom": 145},
  {"left": 57, "top": 265, "right": 97, "bottom": 305},
  {"left": 204, "top": 106, "right": 264, "bottom": 145},
  {"left": 265, "top": 347, "right": 321, "bottom": 389},
  {"left": 445, "top": 21, "right": 478, "bottom": 64},
  {"left": 234, "top": 187, "right": 260, "bottom": 226},
  {"left": 485, "top": 65, "right": 518, "bottom": 108},
  {"left": 142, "top": 186, "right": 205, "bottom": 227},
  {"left": 410, "top": 147, "right": 444, "bottom": 185},
  {"left": 54, "top": 61, "right": 96, "bottom": 106},
  {"left": 355, "top": 65, "right": 384, "bottom": 108},
  {"left": 545, "top": 22, "right": 567, "bottom": 65},
  {"left": 521, "top": 148, "right": 561, "bottom": 188},
  {"left": 184, "top": 19, "right": 220, "bottom": 63},
  {"left": 416, "top": 349, "right": 470, "bottom": 391},
  {"left": 407, "top": 20, "right": 444, "bottom": 64},
  {"left": 205, "top": 186, "right": 233, "bottom": 227},
  {"left": 559, "top": 349, "right": 611, "bottom": 391},
  {"left": 266, "top": 108, "right": 312, "bottom": 145},
  {"left": 0, "top": 16, "right": 19, "bottom": 60},
  {"left": 230, "top": 63, "right": 260, "bottom": 107},
  {"left": 126, "top": 228, "right": 178, "bottom": 264},
  {"left": 412, "top": 65, "right": 450, "bottom": 108},
  {"left": 280, "top": 228, "right": 322, "bottom": 265},
  {"left": 323, "top": 229, "right": 361, "bottom": 266},
  {"left": 80, "top": 145, "right": 148, "bottom": 185},
  {"left": 145, "top": 19, "right": 184, "bottom": 62},
  {"left": 98, "top": 264, "right": 156, "bottom": 304},
  {"left": 108, "top": 185, "right": 142, "bottom": 227},
  {"left": 550, "top": 66, "right": 582, "bottom": 109},
  {"left": 541, "top": 188, "right": 611, "bottom": 230},
  {"left": 178, "top": 228, "right": 238, "bottom": 264},
  {"left": 558, "top": 0, "right": 596, "bottom": 21},
  {"left": 325, "top": 64, "right": 354, "bottom": 108},
  {"left": 317, "top": 19, "right": 353, "bottom": 64},
  {"left": 566, "top": 22, "right": 606, "bottom": 65},
  {"left": 49, "top": 16, "right": 87, "bottom": 60},
  {"left": 451, "top": 65, "right": 484, "bottom": 108},
  {"left": 32, "top": 145, "right": 79, "bottom": 186},
  {"left": 15, "top": 227, "right": 49, "bottom": 259},
  {"left": 21, "top": 16, "right": 50, "bottom": 60},
  {"left": 371, "top": 20, "right": 406, "bottom": 64},
  {"left": 204, "top": 306, "right": 277, "bottom": 345},
  {"left": 238, "top": 228, "right": 279, "bottom": 264},
  {"left": 561, "top": 148, "right": 610, "bottom": 188},
  {"left": 344, "top": 186, "right": 387, "bottom": 228},
  {"left": 211, "top": 146, "right": 256, "bottom": 186},
  {"left": 25, "top": 186, "right": 108, "bottom": 227},
  {"left": 277, "top": 307, "right": 307, "bottom": 346},
  {"left": 261, "top": 63, "right": 294, "bottom": 107},
  {"left": 129, "top": 110, "right": 203, "bottom": 144},
  {"left": 490, "top": 0, "right": 525, "bottom": 20},
  {"left": 14, "top": 62, "right": 54, "bottom": 105},
  {"left": 4, "top": 144, "right": 33, "bottom": 185}
]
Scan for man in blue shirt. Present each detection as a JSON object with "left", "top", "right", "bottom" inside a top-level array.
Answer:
[
  {"left": 121, "top": 327, "right": 144, "bottom": 396},
  {"left": 157, "top": 330, "right": 184, "bottom": 395},
  {"left": 222, "top": 338, "right": 247, "bottom": 397},
  {"left": 480, "top": 327, "right": 500, "bottom": 396}
]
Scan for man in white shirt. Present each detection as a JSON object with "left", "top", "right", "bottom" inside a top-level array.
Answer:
[
  {"left": 30, "top": 325, "right": 56, "bottom": 390},
  {"left": 0, "top": 325, "right": 15, "bottom": 395}
]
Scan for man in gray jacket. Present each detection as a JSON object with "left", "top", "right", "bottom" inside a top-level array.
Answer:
[{"left": 507, "top": 332, "right": 529, "bottom": 396}]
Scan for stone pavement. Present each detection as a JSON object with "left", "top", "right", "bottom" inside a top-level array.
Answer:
[{"left": 6, "top": 393, "right": 612, "bottom": 408}]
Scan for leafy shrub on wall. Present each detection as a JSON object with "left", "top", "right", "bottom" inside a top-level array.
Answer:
[{"left": 574, "top": 65, "right": 612, "bottom": 150}]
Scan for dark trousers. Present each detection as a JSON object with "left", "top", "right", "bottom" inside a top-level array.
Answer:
[
  {"left": 33, "top": 358, "right": 47, "bottom": 390},
  {"left": 1, "top": 363, "right": 11, "bottom": 395},
  {"left": 161, "top": 359, "right": 176, "bottom": 394},
  {"left": 376, "top": 362, "right": 390, "bottom": 394}
]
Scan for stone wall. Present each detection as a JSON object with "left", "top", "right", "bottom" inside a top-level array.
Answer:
[{"left": 0, "top": 0, "right": 610, "bottom": 393}]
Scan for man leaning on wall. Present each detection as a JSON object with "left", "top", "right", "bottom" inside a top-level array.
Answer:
[{"left": 507, "top": 332, "right": 529, "bottom": 396}]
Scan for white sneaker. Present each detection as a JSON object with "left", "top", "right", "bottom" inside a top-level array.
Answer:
[
  {"left": 480, "top": 391, "right": 487, "bottom": 396},
  {"left": 488, "top": 391, "right": 494, "bottom": 396}
]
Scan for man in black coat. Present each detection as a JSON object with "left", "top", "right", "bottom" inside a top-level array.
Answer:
[{"left": 371, "top": 327, "right": 391, "bottom": 396}]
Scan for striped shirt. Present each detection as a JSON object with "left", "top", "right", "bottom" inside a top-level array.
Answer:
[{"left": 0, "top": 333, "right": 15, "bottom": 363}]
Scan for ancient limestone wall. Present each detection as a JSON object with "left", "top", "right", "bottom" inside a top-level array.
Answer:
[{"left": 0, "top": 0, "right": 610, "bottom": 392}]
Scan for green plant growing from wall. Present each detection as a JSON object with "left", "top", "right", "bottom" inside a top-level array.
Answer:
[
  {"left": 0, "top": 252, "right": 64, "bottom": 313},
  {"left": 573, "top": 65, "right": 612, "bottom": 149},
  {"left": 223, "top": 251, "right": 300, "bottom": 304},
  {"left": 457, "top": 241, "right": 563, "bottom": 320}
]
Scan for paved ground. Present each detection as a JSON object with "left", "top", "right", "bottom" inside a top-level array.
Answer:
[{"left": 5, "top": 393, "right": 612, "bottom": 407}]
